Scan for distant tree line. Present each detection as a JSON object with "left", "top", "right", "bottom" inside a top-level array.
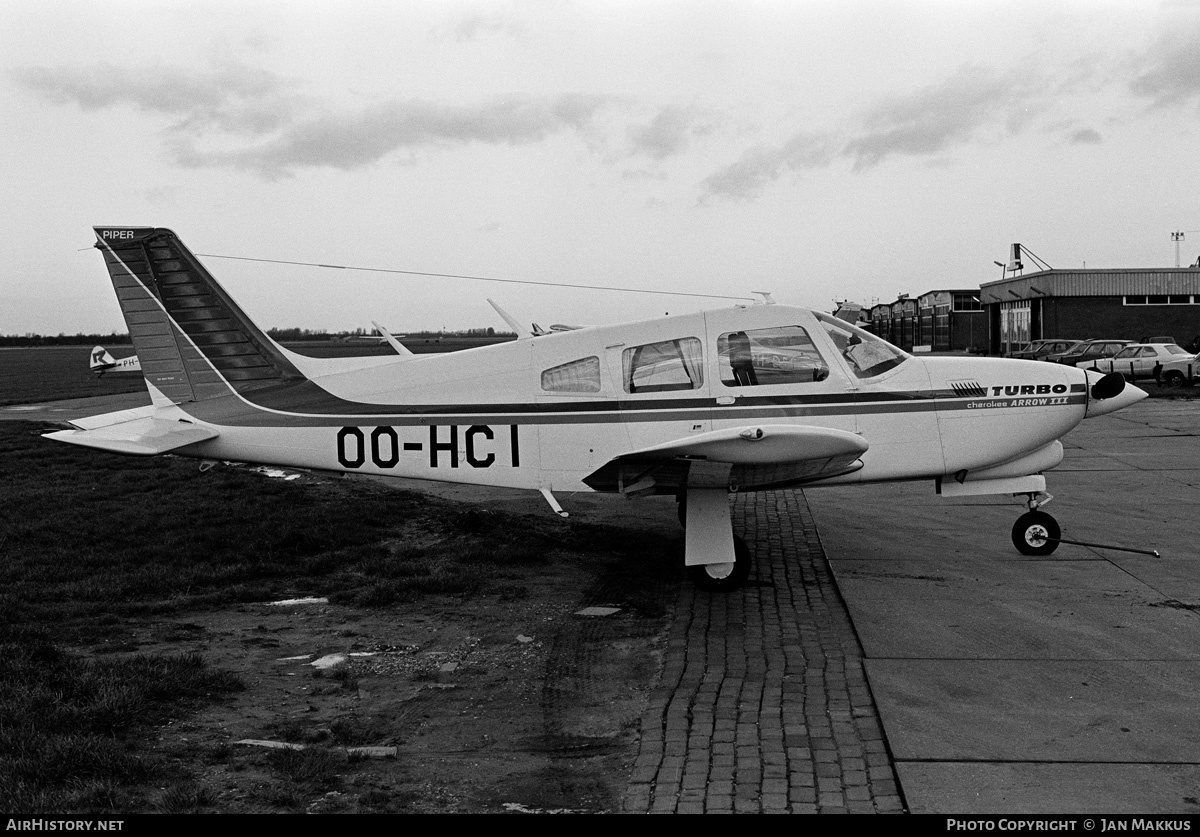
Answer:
[
  {"left": 403, "top": 327, "right": 512, "bottom": 337},
  {"left": 0, "top": 332, "right": 133, "bottom": 347},
  {"left": 264, "top": 327, "right": 334, "bottom": 342},
  {"left": 0, "top": 326, "right": 516, "bottom": 346}
]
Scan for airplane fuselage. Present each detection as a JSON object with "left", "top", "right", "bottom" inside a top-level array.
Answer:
[
  {"left": 159, "top": 304, "right": 1118, "bottom": 495},
  {"left": 49, "top": 226, "right": 1150, "bottom": 588}
]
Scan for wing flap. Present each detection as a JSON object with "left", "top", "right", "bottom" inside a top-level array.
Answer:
[
  {"left": 44, "top": 415, "right": 218, "bottom": 456},
  {"left": 583, "top": 424, "right": 868, "bottom": 494}
]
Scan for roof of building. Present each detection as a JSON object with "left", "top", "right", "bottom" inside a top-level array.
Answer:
[{"left": 979, "top": 268, "right": 1200, "bottom": 302}]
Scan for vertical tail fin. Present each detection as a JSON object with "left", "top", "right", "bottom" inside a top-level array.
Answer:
[
  {"left": 89, "top": 346, "right": 116, "bottom": 372},
  {"left": 93, "top": 227, "right": 303, "bottom": 403}
]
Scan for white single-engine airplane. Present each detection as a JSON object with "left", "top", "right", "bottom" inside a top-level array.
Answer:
[
  {"left": 89, "top": 345, "right": 141, "bottom": 375},
  {"left": 48, "top": 227, "right": 1147, "bottom": 590}
]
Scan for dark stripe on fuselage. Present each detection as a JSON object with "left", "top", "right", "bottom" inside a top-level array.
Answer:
[
  {"left": 189, "top": 374, "right": 1084, "bottom": 416},
  {"left": 178, "top": 378, "right": 1088, "bottom": 428}
]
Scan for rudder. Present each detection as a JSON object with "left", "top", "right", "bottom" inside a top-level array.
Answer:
[
  {"left": 89, "top": 345, "right": 115, "bottom": 372},
  {"left": 94, "top": 227, "right": 303, "bottom": 403}
]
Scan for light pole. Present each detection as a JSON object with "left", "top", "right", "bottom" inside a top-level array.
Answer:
[{"left": 993, "top": 261, "right": 1011, "bottom": 352}]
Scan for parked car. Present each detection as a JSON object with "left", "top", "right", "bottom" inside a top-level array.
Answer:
[
  {"left": 1007, "top": 339, "right": 1080, "bottom": 360},
  {"left": 1038, "top": 339, "right": 1092, "bottom": 363},
  {"left": 1026, "top": 339, "right": 1082, "bottom": 361},
  {"left": 1082, "top": 343, "right": 1193, "bottom": 381},
  {"left": 1140, "top": 335, "right": 1177, "bottom": 345},
  {"left": 1005, "top": 340, "right": 1049, "bottom": 359},
  {"left": 1045, "top": 339, "right": 1132, "bottom": 366},
  {"left": 1157, "top": 352, "right": 1200, "bottom": 387}
]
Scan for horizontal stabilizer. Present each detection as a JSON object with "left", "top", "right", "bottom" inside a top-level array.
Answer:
[
  {"left": 583, "top": 424, "right": 868, "bottom": 494},
  {"left": 44, "top": 416, "right": 218, "bottom": 456}
]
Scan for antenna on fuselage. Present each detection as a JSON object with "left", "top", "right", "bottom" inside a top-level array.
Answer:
[{"left": 752, "top": 291, "right": 776, "bottom": 305}]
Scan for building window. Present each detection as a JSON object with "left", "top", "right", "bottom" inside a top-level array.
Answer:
[
  {"left": 1000, "top": 301, "right": 1031, "bottom": 348},
  {"left": 952, "top": 293, "right": 982, "bottom": 312},
  {"left": 1124, "top": 295, "right": 1196, "bottom": 305}
]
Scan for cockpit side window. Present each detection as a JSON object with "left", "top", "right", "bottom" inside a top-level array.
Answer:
[
  {"left": 541, "top": 356, "right": 601, "bottom": 392},
  {"left": 717, "top": 326, "right": 830, "bottom": 387},
  {"left": 815, "top": 313, "right": 909, "bottom": 379},
  {"left": 623, "top": 337, "right": 704, "bottom": 393}
]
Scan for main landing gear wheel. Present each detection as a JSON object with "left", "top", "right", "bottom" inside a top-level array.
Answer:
[
  {"left": 688, "top": 535, "right": 751, "bottom": 592},
  {"left": 1012, "top": 510, "right": 1061, "bottom": 556}
]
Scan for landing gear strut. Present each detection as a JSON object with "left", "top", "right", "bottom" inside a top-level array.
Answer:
[
  {"left": 688, "top": 535, "right": 751, "bottom": 592},
  {"left": 1011, "top": 492, "right": 1060, "bottom": 555},
  {"left": 679, "top": 486, "right": 752, "bottom": 592}
]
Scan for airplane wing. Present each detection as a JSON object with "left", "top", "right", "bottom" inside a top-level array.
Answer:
[
  {"left": 44, "top": 407, "right": 218, "bottom": 456},
  {"left": 371, "top": 321, "right": 415, "bottom": 356},
  {"left": 582, "top": 424, "right": 868, "bottom": 495}
]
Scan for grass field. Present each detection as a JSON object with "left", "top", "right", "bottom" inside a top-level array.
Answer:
[
  {"left": 1, "top": 419, "right": 673, "bottom": 812},
  {"left": 0, "top": 347, "right": 145, "bottom": 406},
  {"left": 0, "top": 343, "right": 673, "bottom": 813},
  {"left": 0, "top": 338, "right": 511, "bottom": 407}
]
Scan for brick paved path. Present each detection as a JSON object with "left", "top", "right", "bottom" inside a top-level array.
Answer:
[{"left": 622, "top": 489, "right": 905, "bottom": 814}]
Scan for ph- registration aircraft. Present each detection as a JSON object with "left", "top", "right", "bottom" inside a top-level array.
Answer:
[
  {"left": 47, "top": 228, "right": 1147, "bottom": 590},
  {"left": 89, "top": 346, "right": 141, "bottom": 375}
]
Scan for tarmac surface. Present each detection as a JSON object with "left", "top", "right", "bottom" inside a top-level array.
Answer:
[
  {"left": 807, "top": 398, "right": 1200, "bottom": 814},
  {"left": 621, "top": 397, "right": 1200, "bottom": 814},
  {"left": 8, "top": 393, "right": 1199, "bottom": 814}
]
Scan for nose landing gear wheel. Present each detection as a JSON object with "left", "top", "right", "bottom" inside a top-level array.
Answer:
[
  {"left": 688, "top": 535, "right": 752, "bottom": 591},
  {"left": 1012, "top": 510, "right": 1061, "bottom": 556}
]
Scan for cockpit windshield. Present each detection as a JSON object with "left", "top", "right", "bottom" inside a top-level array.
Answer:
[{"left": 814, "top": 313, "right": 909, "bottom": 379}]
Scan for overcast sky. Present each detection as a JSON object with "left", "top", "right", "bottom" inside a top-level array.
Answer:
[{"left": 3, "top": 0, "right": 1199, "bottom": 336}]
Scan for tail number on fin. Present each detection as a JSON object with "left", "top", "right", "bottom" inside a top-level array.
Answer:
[{"left": 336, "top": 425, "right": 520, "bottom": 471}]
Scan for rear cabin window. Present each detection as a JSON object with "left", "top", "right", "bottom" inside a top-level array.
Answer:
[
  {"left": 623, "top": 338, "right": 704, "bottom": 393},
  {"left": 718, "top": 326, "right": 830, "bottom": 387},
  {"left": 541, "top": 356, "right": 601, "bottom": 393}
]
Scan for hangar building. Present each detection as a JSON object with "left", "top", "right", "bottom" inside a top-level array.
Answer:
[
  {"left": 868, "top": 290, "right": 985, "bottom": 353},
  {"left": 980, "top": 267, "right": 1200, "bottom": 355}
]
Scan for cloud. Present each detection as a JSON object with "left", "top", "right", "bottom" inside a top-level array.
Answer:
[
  {"left": 1129, "top": 22, "right": 1200, "bottom": 107},
  {"left": 14, "top": 59, "right": 615, "bottom": 179},
  {"left": 842, "top": 65, "right": 1027, "bottom": 171},
  {"left": 174, "top": 94, "right": 614, "bottom": 178},
  {"left": 627, "top": 106, "right": 707, "bottom": 160},
  {"left": 699, "top": 132, "right": 836, "bottom": 201},
  {"left": 1069, "top": 127, "right": 1102, "bottom": 145},
  {"left": 11, "top": 60, "right": 302, "bottom": 136},
  {"left": 449, "top": 10, "right": 524, "bottom": 41},
  {"left": 700, "top": 62, "right": 1048, "bottom": 201}
]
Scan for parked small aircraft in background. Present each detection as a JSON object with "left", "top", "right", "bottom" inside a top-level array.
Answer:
[
  {"left": 89, "top": 346, "right": 141, "bottom": 375},
  {"left": 49, "top": 228, "right": 1148, "bottom": 590}
]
